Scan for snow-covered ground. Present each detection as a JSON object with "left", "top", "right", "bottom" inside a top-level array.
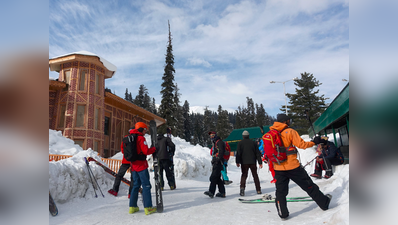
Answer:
[{"left": 49, "top": 129, "right": 349, "bottom": 225}]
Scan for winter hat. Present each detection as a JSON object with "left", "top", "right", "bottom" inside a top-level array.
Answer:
[
  {"left": 242, "top": 130, "right": 249, "bottom": 136},
  {"left": 320, "top": 136, "right": 329, "bottom": 144},
  {"left": 277, "top": 113, "right": 291, "bottom": 122},
  {"left": 208, "top": 131, "right": 216, "bottom": 135}
]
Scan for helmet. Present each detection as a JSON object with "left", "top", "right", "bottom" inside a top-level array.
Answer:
[{"left": 135, "top": 122, "right": 148, "bottom": 130}]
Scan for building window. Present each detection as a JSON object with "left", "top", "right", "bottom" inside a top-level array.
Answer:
[
  {"left": 58, "top": 104, "right": 66, "bottom": 128},
  {"left": 74, "top": 139, "right": 84, "bottom": 149},
  {"left": 104, "top": 116, "right": 110, "bottom": 135},
  {"left": 95, "top": 73, "right": 101, "bottom": 95},
  {"left": 63, "top": 70, "right": 71, "bottom": 91},
  {"left": 76, "top": 105, "right": 86, "bottom": 127},
  {"left": 79, "top": 70, "right": 86, "bottom": 91},
  {"left": 94, "top": 107, "right": 101, "bottom": 130},
  {"left": 94, "top": 140, "right": 99, "bottom": 152}
]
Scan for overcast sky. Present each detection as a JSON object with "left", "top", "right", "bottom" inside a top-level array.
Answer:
[{"left": 49, "top": 0, "right": 349, "bottom": 116}]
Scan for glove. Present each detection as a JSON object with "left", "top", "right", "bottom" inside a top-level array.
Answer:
[{"left": 312, "top": 136, "right": 321, "bottom": 145}]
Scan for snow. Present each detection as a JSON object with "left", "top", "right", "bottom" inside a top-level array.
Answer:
[{"left": 49, "top": 130, "right": 349, "bottom": 225}]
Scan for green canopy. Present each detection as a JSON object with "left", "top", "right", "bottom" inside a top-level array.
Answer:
[{"left": 223, "top": 126, "right": 271, "bottom": 152}]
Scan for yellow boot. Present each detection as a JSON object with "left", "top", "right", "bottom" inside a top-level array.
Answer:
[
  {"left": 144, "top": 207, "right": 157, "bottom": 215},
  {"left": 129, "top": 207, "right": 139, "bottom": 214}
]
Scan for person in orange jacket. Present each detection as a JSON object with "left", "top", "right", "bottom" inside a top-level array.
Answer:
[
  {"left": 108, "top": 128, "right": 134, "bottom": 198},
  {"left": 271, "top": 114, "right": 332, "bottom": 220},
  {"left": 129, "top": 122, "right": 157, "bottom": 215}
]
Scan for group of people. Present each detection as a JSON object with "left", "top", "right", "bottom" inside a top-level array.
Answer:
[{"left": 107, "top": 113, "right": 343, "bottom": 220}]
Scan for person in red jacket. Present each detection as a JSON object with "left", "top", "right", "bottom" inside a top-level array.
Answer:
[
  {"left": 108, "top": 128, "right": 134, "bottom": 198},
  {"left": 129, "top": 122, "right": 157, "bottom": 215}
]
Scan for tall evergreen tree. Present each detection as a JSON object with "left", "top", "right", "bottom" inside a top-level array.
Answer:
[
  {"left": 235, "top": 106, "right": 244, "bottom": 129},
  {"left": 246, "top": 97, "right": 256, "bottom": 127},
  {"left": 158, "top": 20, "right": 177, "bottom": 134},
  {"left": 173, "top": 83, "right": 184, "bottom": 138},
  {"left": 216, "top": 105, "right": 232, "bottom": 140},
  {"left": 125, "top": 88, "right": 130, "bottom": 101},
  {"left": 256, "top": 103, "right": 267, "bottom": 126},
  {"left": 182, "top": 100, "right": 192, "bottom": 142},
  {"left": 285, "top": 72, "right": 328, "bottom": 135},
  {"left": 152, "top": 98, "right": 157, "bottom": 115},
  {"left": 203, "top": 106, "right": 216, "bottom": 147}
]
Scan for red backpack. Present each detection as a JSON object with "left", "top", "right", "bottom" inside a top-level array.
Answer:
[
  {"left": 211, "top": 141, "right": 231, "bottom": 161},
  {"left": 262, "top": 129, "right": 297, "bottom": 165}
]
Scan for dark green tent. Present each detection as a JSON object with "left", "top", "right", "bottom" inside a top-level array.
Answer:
[{"left": 223, "top": 126, "right": 271, "bottom": 152}]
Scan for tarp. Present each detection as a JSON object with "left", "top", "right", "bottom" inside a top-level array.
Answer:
[{"left": 223, "top": 126, "right": 271, "bottom": 152}]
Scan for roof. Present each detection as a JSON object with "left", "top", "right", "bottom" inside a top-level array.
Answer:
[
  {"left": 223, "top": 126, "right": 271, "bottom": 151},
  {"left": 49, "top": 51, "right": 117, "bottom": 78},
  {"left": 104, "top": 92, "right": 166, "bottom": 127},
  {"left": 309, "top": 83, "right": 349, "bottom": 136}
]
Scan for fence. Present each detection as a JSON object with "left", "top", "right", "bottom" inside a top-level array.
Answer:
[{"left": 49, "top": 154, "right": 128, "bottom": 173}]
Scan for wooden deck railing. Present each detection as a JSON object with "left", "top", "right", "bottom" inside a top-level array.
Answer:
[{"left": 49, "top": 154, "right": 128, "bottom": 173}]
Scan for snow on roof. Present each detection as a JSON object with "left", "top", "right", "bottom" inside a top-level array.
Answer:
[{"left": 50, "top": 51, "right": 117, "bottom": 73}]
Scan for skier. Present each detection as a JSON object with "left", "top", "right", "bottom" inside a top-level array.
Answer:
[
  {"left": 108, "top": 128, "right": 134, "bottom": 198},
  {"left": 204, "top": 131, "right": 226, "bottom": 198},
  {"left": 129, "top": 122, "right": 157, "bottom": 215},
  {"left": 310, "top": 137, "right": 344, "bottom": 179},
  {"left": 156, "top": 131, "right": 176, "bottom": 190},
  {"left": 210, "top": 146, "right": 232, "bottom": 185},
  {"left": 271, "top": 114, "right": 332, "bottom": 220},
  {"left": 236, "top": 130, "right": 263, "bottom": 196}
]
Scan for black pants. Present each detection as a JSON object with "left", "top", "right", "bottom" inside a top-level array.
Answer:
[
  {"left": 159, "top": 159, "right": 175, "bottom": 188},
  {"left": 240, "top": 164, "right": 261, "bottom": 192},
  {"left": 209, "top": 162, "right": 226, "bottom": 195},
  {"left": 113, "top": 163, "right": 133, "bottom": 194},
  {"left": 274, "top": 166, "right": 329, "bottom": 218},
  {"left": 314, "top": 158, "right": 344, "bottom": 176}
]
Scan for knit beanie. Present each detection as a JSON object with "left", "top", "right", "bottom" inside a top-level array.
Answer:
[{"left": 277, "top": 114, "right": 291, "bottom": 122}]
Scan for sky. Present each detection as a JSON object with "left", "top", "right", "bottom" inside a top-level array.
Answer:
[
  {"left": 48, "top": 129, "right": 349, "bottom": 225},
  {"left": 49, "top": 0, "right": 349, "bottom": 116}
]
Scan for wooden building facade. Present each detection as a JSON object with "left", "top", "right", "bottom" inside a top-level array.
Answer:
[{"left": 49, "top": 52, "right": 165, "bottom": 158}]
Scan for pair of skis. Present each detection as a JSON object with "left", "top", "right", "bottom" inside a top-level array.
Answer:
[
  {"left": 239, "top": 195, "right": 313, "bottom": 203},
  {"left": 150, "top": 120, "right": 163, "bottom": 213},
  {"left": 86, "top": 157, "right": 131, "bottom": 186}
]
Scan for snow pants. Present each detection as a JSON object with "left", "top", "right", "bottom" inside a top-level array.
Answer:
[
  {"left": 159, "top": 159, "right": 175, "bottom": 188},
  {"left": 314, "top": 158, "right": 344, "bottom": 176},
  {"left": 274, "top": 166, "right": 330, "bottom": 218},
  {"left": 113, "top": 163, "right": 133, "bottom": 194},
  {"left": 130, "top": 169, "right": 153, "bottom": 208},
  {"left": 240, "top": 164, "right": 261, "bottom": 192},
  {"left": 221, "top": 162, "right": 230, "bottom": 181},
  {"left": 209, "top": 162, "right": 226, "bottom": 195}
]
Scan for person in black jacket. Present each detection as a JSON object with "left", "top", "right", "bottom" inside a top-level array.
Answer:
[
  {"left": 204, "top": 131, "right": 226, "bottom": 198},
  {"left": 236, "top": 130, "right": 263, "bottom": 196},
  {"left": 310, "top": 137, "right": 345, "bottom": 179},
  {"left": 155, "top": 132, "right": 176, "bottom": 190}
]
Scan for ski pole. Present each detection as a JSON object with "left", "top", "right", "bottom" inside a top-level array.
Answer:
[
  {"left": 305, "top": 110, "right": 329, "bottom": 171},
  {"left": 85, "top": 157, "right": 105, "bottom": 198},
  {"left": 84, "top": 157, "right": 97, "bottom": 198},
  {"left": 303, "top": 156, "right": 318, "bottom": 168}
]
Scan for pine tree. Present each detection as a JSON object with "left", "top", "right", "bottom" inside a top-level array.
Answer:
[
  {"left": 158, "top": 20, "right": 177, "bottom": 134},
  {"left": 182, "top": 100, "right": 192, "bottom": 142},
  {"left": 246, "top": 97, "right": 256, "bottom": 127},
  {"left": 216, "top": 105, "right": 232, "bottom": 140},
  {"left": 125, "top": 88, "right": 130, "bottom": 101},
  {"left": 203, "top": 106, "right": 216, "bottom": 147},
  {"left": 235, "top": 106, "right": 244, "bottom": 129},
  {"left": 152, "top": 98, "right": 157, "bottom": 115},
  {"left": 285, "top": 72, "right": 328, "bottom": 135},
  {"left": 173, "top": 83, "right": 184, "bottom": 138},
  {"left": 256, "top": 103, "right": 267, "bottom": 126}
]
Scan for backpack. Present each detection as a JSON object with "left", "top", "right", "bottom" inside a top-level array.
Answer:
[
  {"left": 212, "top": 140, "right": 231, "bottom": 161},
  {"left": 122, "top": 133, "right": 146, "bottom": 162},
  {"left": 262, "top": 129, "right": 297, "bottom": 165}
]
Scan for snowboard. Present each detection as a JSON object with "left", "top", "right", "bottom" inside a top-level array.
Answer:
[
  {"left": 150, "top": 120, "right": 163, "bottom": 212},
  {"left": 239, "top": 196, "right": 313, "bottom": 203},
  {"left": 86, "top": 157, "right": 131, "bottom": 186},
  {"left": 49, "top": 192, "right": 58, "bottom": 216}
]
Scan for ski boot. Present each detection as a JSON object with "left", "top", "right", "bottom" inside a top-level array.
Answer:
[
  {"left": 144, "top": 207, "right": 157, "bottom": 215},
  {"left": 215, "top": 192, "right": 226, "bottom": 198},
  {"left": 204, "top": 191, "right": 214, "bottom": 198},
  {"left": 108, "top": 189, "right": 118, "bottom": 196},
  {"left": 129, "top": 207, "right": 139, "bottom": 214}
]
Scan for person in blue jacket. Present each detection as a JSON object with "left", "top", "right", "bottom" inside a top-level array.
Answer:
[{"left": 310, "top": 137, "right": 345, "bottom": 179}]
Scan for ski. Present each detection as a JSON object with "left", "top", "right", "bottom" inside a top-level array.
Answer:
[
  {"left": 150, "top": 120, "right": 163, "bottom": 213},
  {"left": 49, "top": 191, "right": 58, "bottom": 216},
  {"left": 239, "top": 196, "right": 313, "bottom": 203},
  {"left": 166, "top": 127, "right": 176, "bottom": 188},
  {"left": 86, "top": 157, "right": 131, "bottom": 186}
]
